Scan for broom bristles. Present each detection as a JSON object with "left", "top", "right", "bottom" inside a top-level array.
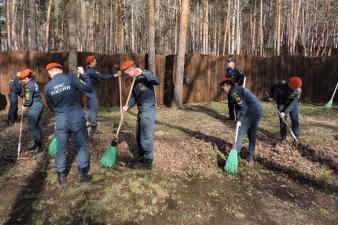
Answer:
[
  {"left": 100, "top": 145, "right": 117, "bottom": 168},
  {"left": 224, "top": 148, "right": 238, "bottom": 175},
  {"left": 48, "top": 137, "right": 57, "bottom": 157},
  {"left": 325, "top": 100, "right": 333, "bottom": 109}
]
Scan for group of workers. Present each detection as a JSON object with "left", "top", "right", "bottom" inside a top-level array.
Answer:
[
  {"left": 6, "top": 56, "right": 302, "bottom": 186},
  {"left": 220, "top": 58, "right": 302, "bottom": 165}
]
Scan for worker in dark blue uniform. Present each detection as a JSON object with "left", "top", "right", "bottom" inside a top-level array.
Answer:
[
  {"left": 19, "top": 69, "right": 44, "bottom": 154},
  {"left": 220, "top": 77, "right": 263, "bottom": 166},
  {"left": 121, "top": 60, "right": 160, "bottom": 170},
  {"left": 84, "top": 55, "right": 120, "bottom": 134},
  {"left": 44, "top": 63, "right": 94, "bottom": 187},
  {"left": 7, "top": 72, "right": 22, "bottom": 126},
  {"left": 269, "top": 76, "right": 302, "bottom": 142},
  {"left": 226, "top": 58, "right": 246, "bottom": 120}
]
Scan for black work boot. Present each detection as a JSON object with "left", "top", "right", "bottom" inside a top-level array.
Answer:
[
  {"left": 130, "top": 155, "right": 144, "bottom": 164},
  {"left": 280, "top": 134, "right": 287, "bottom": 144},
  {"left": 77, "top": 167, "right": 92, "bottom": 185},
  {"left": 90, "top": 127, "right": 102, "bottom": 135},
  {"left": 246, "top": 154, "right": 254, "bottom": 167},
  {"left": 132, "top": 159, "right": 153, "bottom": 171},
  {"left": 30, "top": 142, "right": 43, "bottom": 155},
  {"left": 57, "top": 172, "right": 67, "bottom": 187}
]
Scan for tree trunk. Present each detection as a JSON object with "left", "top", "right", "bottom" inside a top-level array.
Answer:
[
  {"left": 6, "top": 0, "right": 12, "bottom": 50},
  {"left": 11, "top": 0, "right": 16, "bottom": 50},
  {"left": 147, "top": 0, "right": 156, "bottom": 74},
  {"left": 259, "top": 0, "right": 264, "bottom": 56},
  {"left": 173, "top": 0, "right": 190, "bottom": 108},
  {"left": 19, "top": 0, "right": 25, "bottom": 50},
  {"left": 276, "top": 0, "right": 281, "bottom": 55},
  {"left": 29, "top": 0, "right": 38, "bottom": 50},
  {"left": 223, "top": 0, "right": 231, "bottom": 54},
  {"left": 203, "top": 0, "right": 208, "bottom": 54},
  {"left": 115, "top": 0, "right": 125, "bottom": 53},
  {"left": 67, "top": 0, "right": 77, "bottom": 72},
  {"left": 235, "top": 0, "right": 240, "bottom": 54},
  {"left": 45, "top": 0, "right": 53, "bottom": 51}
]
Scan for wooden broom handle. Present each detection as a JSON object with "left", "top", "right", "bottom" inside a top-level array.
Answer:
[
  {"left": 119, "top": 76, "right": 123, "bottom": 116},
  {"left": 115, "top": 77, "right": 136, "bottom": 139},
  {"left": 330, "top": 82, "right": 338, "bottom": 100}
]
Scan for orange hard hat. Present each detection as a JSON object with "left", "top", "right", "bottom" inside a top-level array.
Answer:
[
  {"left": 46, "top": 62, "right": 63, "bottom": 70},
  {"left": 19, "top": 69, "right": 33, "bottom": 79},
  {"left": 289, "top": 76, "right": 302, "bottom": 89},
  {"left": 120, "top": 60, "right": 135, "bottom": 71},
  {"left": 86, "top": 55, "right": 96, "bottom": 64}
]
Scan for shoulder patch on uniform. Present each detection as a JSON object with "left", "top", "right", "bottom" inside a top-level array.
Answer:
[{"left": 232, "top": 92, "right": 243, "bottom": 105}]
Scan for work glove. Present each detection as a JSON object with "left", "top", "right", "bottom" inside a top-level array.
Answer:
[
  {"left": 114, "top": 71, "right": 122, "bottom": 78},
  {"left": 236, "top": 121, "right": 241, "bottom": 127},
  {"left": 123, "top": 105, "right": 129, "bottom": 113},
  {"left": 279, "top": 112, "right": 286, "bottom": 118}
]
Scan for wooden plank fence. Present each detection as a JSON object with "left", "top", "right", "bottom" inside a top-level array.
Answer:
[{"left": 0, "top": 51, "right": 337, "bottom": 111}]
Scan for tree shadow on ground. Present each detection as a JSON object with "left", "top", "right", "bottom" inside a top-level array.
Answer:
[
  {"left": 3, "top": 152, "right": 49, "bottom": 225},
  {"left": 187, "top": 104, "right": 278, "bottom": 143},
  {"left": 256, "top": 156, "right": 338, "bottom": 194},
  {"left": 189, "top": 104, "right": 338, "bottom": 175},
  {"left": 297, "top": 143, "right": 338, "bottom": 175},
  {"left": 134, "top": 106, "right": 338, "bottom": 195}
]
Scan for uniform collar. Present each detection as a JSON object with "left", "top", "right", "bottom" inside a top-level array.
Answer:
[{"left": 53, "top": 73, "right": 63, "bottom": 79}]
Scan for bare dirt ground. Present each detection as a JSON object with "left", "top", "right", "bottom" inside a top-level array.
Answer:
[{"left": 0, "top": 101, "right": 337, "bottom": 225}]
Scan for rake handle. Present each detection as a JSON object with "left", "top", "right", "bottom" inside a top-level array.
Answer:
[
  {"left": 17, "top": 107, "right": 24, "bottom": 160},
  {"left": 115, "top": 77, "right": 136, "bottom": 139},
  {"left": 265, "top": 91, "right": 300, "bottom": 144}
]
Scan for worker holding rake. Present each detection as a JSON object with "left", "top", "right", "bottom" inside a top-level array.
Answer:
[
  {"left": 121, "top": 60, "right": 160, "bottom": 171},
  {"left": 19, "top": 69, "right": 44, "bottom": 154},
  {"left": 83, "top": 55, "right": 121, "bottom": 134},
  {"left": 44, "top": 63, "right": 93, "bottom": 187},
  {"left": 220, "top": 77, "right": 263, "bottom": 167},
  {"left": 268, "top": 76, "right": 302, "bottom": 143}
]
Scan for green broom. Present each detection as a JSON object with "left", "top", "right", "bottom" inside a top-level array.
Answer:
[
  {"left": 325, "top": 82, "right": 338, "bottom": 109},
  {"left": 100, "top": 76, "right": 136, "bottom": 168},
  {"left": 225, "top": 122, "right": 241, "bottom": 175},
  {"left": 48, "top": 137, "right": 57, "bottom": 157}
]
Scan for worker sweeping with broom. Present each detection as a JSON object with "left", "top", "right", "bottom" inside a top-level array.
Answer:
[
  {"left": 19, "top": 69, "right": 44, "bottom": 154},
  {"left": 268, "top": 76, "right": 302, "bottom": 143},
  {"left": 121, "top": 60, "right": 160, "bottom": 171},
  {"left": 44, "top": 63, "right": 93, "bottom": 187},
  {"left": 220, "top": 77, "right": 263, "bottom": 174}
]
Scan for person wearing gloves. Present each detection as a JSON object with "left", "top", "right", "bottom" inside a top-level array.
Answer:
[
  {"left": 44, "top": 63, "right": 93, "bottom": 187},
  {"left": 220, "top": 77, "right": 263, "bottom": 165},
  {"left": 19, "top": 69, "right": 44, "bottom": 154},
  {"left": 121, "top": 60, "right": 160, "bottom": 170},
  {"left": 269, "top": 76, "right": 302, "bottom": 142},
  {"left": 84, "top": 55, "right": 120, "bottom": 134}
]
